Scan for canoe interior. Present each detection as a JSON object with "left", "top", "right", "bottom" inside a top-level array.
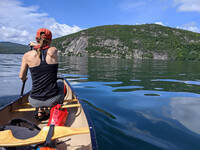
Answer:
[{"left": 0, "top": 79, "right": 92, "bottom": 150}]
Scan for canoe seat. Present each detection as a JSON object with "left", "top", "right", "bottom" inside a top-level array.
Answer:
[
  {"left": 13, "top": 104, "right": 81, "bottom": 112},
  {"left": 0, "top": 126, "right": 89, "bottom": 147}
]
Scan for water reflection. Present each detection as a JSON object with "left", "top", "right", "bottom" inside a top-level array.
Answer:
[
  {"left": 81, "top": 99, "right": 116, "bottom": 119},
  {"left": 2, "top": 55, "right": 200, "bottom": 149},
  {"left": 58, "top": 56, "right": 88, "bottom": 76},
  {"left": 170, "top": 97, "right": 200, "bottom": 134}
]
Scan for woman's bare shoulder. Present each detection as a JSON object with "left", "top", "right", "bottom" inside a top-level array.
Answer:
[
  {"left": 24, "top": 50, "right": 37, "bottom": 56},
  {"left": 23, "top": 50, "right": 37, "bottom": 60},
  {"left": 47, "top": 47, "right": 57, "bottom": 56},
  {"left": 48, "top": 47, "right": 57, "bottom": 51}
]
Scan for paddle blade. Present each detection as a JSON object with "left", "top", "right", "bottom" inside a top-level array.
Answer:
[{"left": 0, "top": 126, "right": 89, "bottom": 147}]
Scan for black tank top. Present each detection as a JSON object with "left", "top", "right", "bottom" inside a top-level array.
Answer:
[{"left": 29, "top": 49, "right": 58, "bottom": 101}]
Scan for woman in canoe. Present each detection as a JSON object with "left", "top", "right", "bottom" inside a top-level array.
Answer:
[{"left": 19, "top": 28, "right": 64, "bottom": 121}]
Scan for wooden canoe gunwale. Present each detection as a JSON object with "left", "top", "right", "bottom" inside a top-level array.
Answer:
[
  {"left": 79, "top": 100, "right": 98, "bottom": 150},
  {"left": 0, "top": 93, "right": 29, "bottom": 112}
]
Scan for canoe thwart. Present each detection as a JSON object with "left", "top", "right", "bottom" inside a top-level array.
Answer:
[
  {"left": 0, "top": 126, "right": 89, "bottom": 147},
  {"left": 63, "top": 98, "right": 78, "bottom": 103},
  {"left": 22, "top": 99, "right": 78, "bottom": 106},
  {"left": 12, "top": 104, "right": 81, "bottom": 112}
]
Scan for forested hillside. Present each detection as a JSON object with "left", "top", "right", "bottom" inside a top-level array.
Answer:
[
  {"left": 52, "top": 24, "right": 200, "bottom": 60},
  {"left": 0, "top": 42, "right": 29, "bottom": 54}
]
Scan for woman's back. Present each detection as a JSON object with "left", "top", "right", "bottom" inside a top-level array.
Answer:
[{"left": 27, "top": 48, "right": 59, "bottom": 100}]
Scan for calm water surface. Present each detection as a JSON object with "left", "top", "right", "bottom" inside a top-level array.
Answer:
[{"left": 1, "top": 54, "right": 200, "bottom": 150}]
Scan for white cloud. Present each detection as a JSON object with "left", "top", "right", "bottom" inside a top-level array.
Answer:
[
  {"left": 49, "top": 23, "right": 81, "bottom": 38},
  {"left": 173, "top": 0, "right": 200, "bottom": 12},
  {"left": 155, "top": 22, "right": 164, "bottom": 26},
  {"left": 0, "top": 26, "right": 29, "bottom": 43},
  {"left": 0, "top": 0, "right": 82, "bottom": 44},
  {"left": 177, "top": 22, "right": 200, "bottom": 33}
]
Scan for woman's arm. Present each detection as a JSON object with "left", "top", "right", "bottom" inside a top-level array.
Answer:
[{"left": 19, "top": 54, "right": 28, "bottom": 81}]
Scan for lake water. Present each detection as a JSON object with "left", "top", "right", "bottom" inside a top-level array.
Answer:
[{"left": 1, "top": 54, "right": 200, "bottom": 150}]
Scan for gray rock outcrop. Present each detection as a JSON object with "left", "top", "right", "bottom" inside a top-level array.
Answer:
[{"left": 64, "top": 36, "right": 88, "bottom": 56}]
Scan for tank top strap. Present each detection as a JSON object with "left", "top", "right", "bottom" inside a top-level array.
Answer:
[{"left": 40, "top": 49, "right": 48, "bottom": 64}]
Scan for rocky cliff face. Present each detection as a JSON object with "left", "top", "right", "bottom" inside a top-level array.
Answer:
[
  {"left": 63, "top": 36, "right": 88, "bottom": 56},
  {"left": 59, "top": 36, "right": 168, "bottom": 60}
]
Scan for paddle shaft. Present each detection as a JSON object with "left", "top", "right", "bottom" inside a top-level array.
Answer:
[
  {"left": 44, "top": 125, "right": 55, "bottom": 147},
  {"left": 20, "top": 80, "right": 26, "bottom": 97}
]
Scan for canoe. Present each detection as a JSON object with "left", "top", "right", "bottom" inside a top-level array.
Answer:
[{"left": 0, "top": 78, "right": 97, "bottom": 150}]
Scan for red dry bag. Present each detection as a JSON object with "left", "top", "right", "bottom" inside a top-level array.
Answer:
[{"left": 47, "top": 104, "right": 68, "bottom": 126}]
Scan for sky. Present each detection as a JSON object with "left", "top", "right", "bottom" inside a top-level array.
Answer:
[{"left": 0, "top": 0, "right": 200, "bottom": 44}]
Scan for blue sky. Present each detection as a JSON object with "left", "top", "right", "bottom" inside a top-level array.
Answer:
[{"left": 0, "top": 0, "right": 200, "bottom": 44}]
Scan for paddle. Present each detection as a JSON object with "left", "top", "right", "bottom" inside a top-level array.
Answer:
[
  {"left": 20, "top": 80, "right": 26, "bottom": 97},
  {"left": 0, "top": 126, "right": 89, "bottom": 146}
]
